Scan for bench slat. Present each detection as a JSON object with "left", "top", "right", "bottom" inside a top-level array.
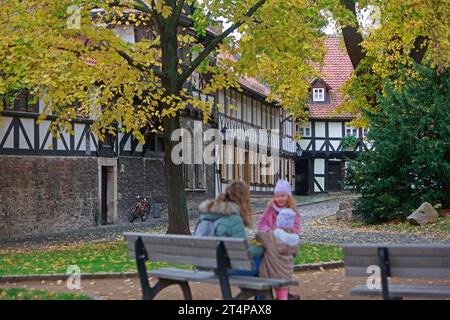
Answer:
[
  {"left": 126, "top": 241, "right": 253, "bottom": 261},
  {"left": 343, "top": 244, "right": 450, "bottom": 279},
  {"left": 124, "top": 233, "right": 254, "bottom": 270},
  {"left": 345, "top": 266, "right": 450, "bottom": 279},
  {"left": 344, "top": 256, "right": 450, "bottom": 269},
  {"left": 141, "top": 253, "right": 253, "bottom": 270},
  {"left": 351, "top": 284, "right": 450, "bottom": 298},
  {"left": 124, "top": 233, "right": 250, "bottom": 250},
  {"left": 148, "top": 268, "right": 298, "bottom": 291},
  {"left": 343, "top": 245, "right": 450, "bottom": 257}
]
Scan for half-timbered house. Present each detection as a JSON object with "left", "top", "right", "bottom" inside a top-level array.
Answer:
[{"left": 295, "top": 36, "right": 372, "bottom": 195}]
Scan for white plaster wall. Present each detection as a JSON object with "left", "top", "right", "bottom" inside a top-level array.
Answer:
[
  {"left": 329, "top": 122, "right": 342, "bottom": 138},
  {"left": 0, "top": 117, "right": 13, "bottom": 148},
  {"left": 314, "top": 159, "right": 325, "bottom": 175},
  {"left": 315, "top": 122, "right": 326, "bottom": 137},
  {"left": 19, "top": 118, "right": 35, "bottom": 149},
  {"left": 314, "top": 177, "right": 325, "bottom": 192}
]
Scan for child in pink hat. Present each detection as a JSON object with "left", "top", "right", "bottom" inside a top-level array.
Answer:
[
  {"left": 258, "top": 180, "right": 301, "bottom": 233},
  {"left": 257, "top": 179, "right": 301, "bottom": 300}
]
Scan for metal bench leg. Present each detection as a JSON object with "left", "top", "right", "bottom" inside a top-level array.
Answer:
[
  {"left": 135, "top": 237, "right": 152, "bottom": 300},
  {"left": 263, "top": 289, "right": 274, "bottom": 300},
  {"left": 235, "top": 288, "right": 274, "bottom": 300},
  {"left": 378, "top": 247, "right": 392, "bottom": 300},
  {"left": 235, "top": 289, "right": 259, "bottom": 300},
  {"left": 146, "top": 279, "right": 192, "bottom": 300},
  {"left": 178, "top": 281, "right": 193, "bottom": 300},
  {"left": 216, "top": 241, "right": 233, "bottom": 300}
]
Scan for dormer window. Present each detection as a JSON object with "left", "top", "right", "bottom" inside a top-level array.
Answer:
[{"left": 313, "top": 88, "right": 325, "bottom": 102}]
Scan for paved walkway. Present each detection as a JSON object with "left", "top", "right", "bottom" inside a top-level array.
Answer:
[{"left": 2, "top": 268, "right": 449, "bottom": 300}]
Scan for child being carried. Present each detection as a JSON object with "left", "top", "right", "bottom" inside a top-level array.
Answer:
[{"left": 255, "top": 208, "right": 300, "bottom": 300}]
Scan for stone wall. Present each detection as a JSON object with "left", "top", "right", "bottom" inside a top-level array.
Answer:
[
  {"left": 0, "top": 117, "right": 216, "bottom": 240},
  {"left": 116, "top": 156, "right": 168, "bottom": 223},
  {"left": 0, "top": 156, "right": 98, "bottom": 240}
]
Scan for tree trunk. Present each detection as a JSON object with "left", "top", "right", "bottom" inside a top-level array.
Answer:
[
  {"left": 340, "top": 0, "right": 365, "bottom": 70},
  {"left": 163, "top": 114, "right": 191, "bottom": 234},
  {"left": 160, "top": 20, "right": 191, "bottom": 235}
]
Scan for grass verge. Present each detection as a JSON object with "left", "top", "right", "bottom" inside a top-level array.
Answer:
[
  {"left": 0, "top": 240, "right": 342, "bottom": 276},
  {"left": 0, "top": 288, "right": 92, "bottom": 300}
]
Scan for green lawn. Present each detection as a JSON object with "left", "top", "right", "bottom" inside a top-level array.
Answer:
[
  {"left": 0, "top": 240, "right": 342, "bottom": 276},
  {"left": 295, "top": 243, "right": 342, "bottom": 264},
  {"left": 0, "top": 241, "right": 191, "bottom": 276},
  {"left": 0, "top": 288, "right": 92, "bottom": 300}
]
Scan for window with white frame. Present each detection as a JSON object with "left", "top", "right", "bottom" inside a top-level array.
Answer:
[
  {"left": 297, "top": 124, "right": 311, "bottom": 137},
  {"left": 345, "top": 126, "right": 358, "bottom": 137},
  {"left": 312, "top": 88, "right": 325, "bottom": 102}
]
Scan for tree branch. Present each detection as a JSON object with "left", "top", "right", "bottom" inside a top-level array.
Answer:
[
  {"left": 178, "top": 0, "right": 267, "bottom": 87},
  {"left": 116, "top": 49, "right": 165, "bottom": 79},
  {"left": 172, "top": 0, "right": 186, "bottom": 25}
]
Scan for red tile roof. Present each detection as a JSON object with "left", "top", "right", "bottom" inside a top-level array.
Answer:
[
  {"left": 218, "top": 36, "right": 354, "bottom": 119},
  {"left": 308, "top": 36, "right": 354, "bottom": 119},
  {"left": 239, "top": 76, "right": 271, "bottom": 97}
]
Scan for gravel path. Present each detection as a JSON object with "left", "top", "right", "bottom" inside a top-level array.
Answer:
[{"left": 296, "top": 199, "right": 450, "bottom": 244}]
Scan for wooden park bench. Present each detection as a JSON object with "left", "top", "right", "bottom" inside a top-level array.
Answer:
[
  {"left": 343, "top": 244, "right": 450, "bottom": 300},
  {"left": 124, "top": 232, "right": 298, "bottom": 300}
]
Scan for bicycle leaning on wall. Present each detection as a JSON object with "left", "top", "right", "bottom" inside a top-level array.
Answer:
[{"left": 127, "top": 194, "right": 152, "bottom": 223}]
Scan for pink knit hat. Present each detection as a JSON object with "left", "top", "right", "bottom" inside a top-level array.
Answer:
[{"left": 274, "top": 179, "right": 292, "bottom": 197}]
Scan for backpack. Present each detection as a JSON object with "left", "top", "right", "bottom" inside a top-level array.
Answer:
[{"left": 194, "top": 217, "right": 224, "bottom": 237}]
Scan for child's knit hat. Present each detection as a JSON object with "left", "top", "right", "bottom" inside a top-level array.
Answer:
[
  {"left": 276, "top": 208, "right": 296, "bottom": 230},
  {"left": 274, "top": 180, "right": 292, "bottom": 197}
]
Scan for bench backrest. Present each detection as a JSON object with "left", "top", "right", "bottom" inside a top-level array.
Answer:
[
  {"left": 343, "top": 244, "right": 450, "bottom": 279},
  {"left": 124, "top": 232, "right": 254, "bottom": 271}
]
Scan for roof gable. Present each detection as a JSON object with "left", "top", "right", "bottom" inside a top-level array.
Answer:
[{"left": 308, "top": 36, "right": 354, "bottom": 119}]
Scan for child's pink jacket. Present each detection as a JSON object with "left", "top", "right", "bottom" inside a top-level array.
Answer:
[{"left": 258, "top": 202, "right": 301, "bottom": 233}]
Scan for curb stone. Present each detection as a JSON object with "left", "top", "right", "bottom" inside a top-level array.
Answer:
[
  {"left": 0, "top": 272, "right": 138, "bottom": 283},
  {"left": 0, "top": 261, "right": 345, "bottom": 283},
  {"left": 294, "top": 260, "right": 344, "bottom": 272},
  {"left": 253, "top": 195, "right": 356, "bottom": 215}
]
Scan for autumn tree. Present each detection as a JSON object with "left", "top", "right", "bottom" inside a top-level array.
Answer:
[
  {"left": 0, "top": 0, "right": 344, "bottom": 233},
  {"left": 332, "top": 1, "right": 450, "bottom": 220},
  {"left": 334, "top": 0, "right": 449, "bottom": 126}
]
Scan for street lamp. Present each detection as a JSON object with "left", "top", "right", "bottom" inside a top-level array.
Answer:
[
  {"left": 296, "top": 143, "right": 303, "bottom": 157},
  {"left": 221, "top": 123, "right": 228, "bottom": 141}
]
